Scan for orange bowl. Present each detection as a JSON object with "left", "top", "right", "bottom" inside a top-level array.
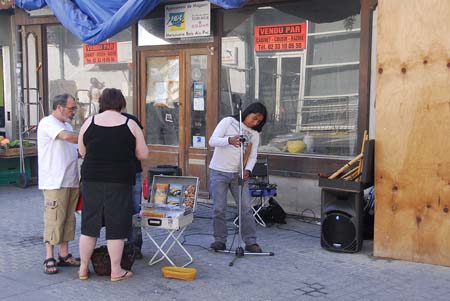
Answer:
[{"left": 161, "top": 266, "right": 197, "bottom": 281}]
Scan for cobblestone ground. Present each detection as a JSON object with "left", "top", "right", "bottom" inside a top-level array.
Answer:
[{"left": 1, "top": 185, "right": 450, "bottom": 300}]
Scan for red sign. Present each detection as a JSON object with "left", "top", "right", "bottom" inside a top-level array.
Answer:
[
  {"left": 254, "top": 23, "right": 306, "bottom": 52},
  {"left": 83, "top": 42, "right": 118, "bottom": 65}
]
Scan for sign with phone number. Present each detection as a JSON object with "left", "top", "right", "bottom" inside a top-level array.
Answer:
[
  {"left": 83, "top": 42, "right": 118, "bottom": 65},
  {"left": 254, "top": 23, "right": 306, "bottom": 52}
]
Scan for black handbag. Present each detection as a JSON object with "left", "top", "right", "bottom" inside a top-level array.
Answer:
[{"left": 91, "top": 243, "right": 136, "bottom": 276}]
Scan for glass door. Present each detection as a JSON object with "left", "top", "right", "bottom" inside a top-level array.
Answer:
[
  {"left": 141, "top": 47, "right": 213, "bottom": 193},
  {"left": 145, "top": 55, "right": 180, "bottom": 146}
]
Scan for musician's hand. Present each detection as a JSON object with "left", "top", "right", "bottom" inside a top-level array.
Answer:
[
  {"left": 228, "top": 135, "right": 241, "bottom": 147},
  {"left": 243, "top": 170, "right": 250, "bottom": 181}
]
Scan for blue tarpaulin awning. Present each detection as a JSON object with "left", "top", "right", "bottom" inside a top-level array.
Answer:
[{"left": 15, "top": 0, "right": 246, "bottom": 44}]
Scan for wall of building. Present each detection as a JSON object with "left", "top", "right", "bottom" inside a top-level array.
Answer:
[{"left": 270, "top": 176, "right": 321, "bottom": 217}]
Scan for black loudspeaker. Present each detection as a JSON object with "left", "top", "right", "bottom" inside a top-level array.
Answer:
[{"left": 321, "top": 189, "right": 363, "bottom": 253}]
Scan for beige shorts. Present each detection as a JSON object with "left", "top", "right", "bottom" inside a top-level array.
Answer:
[{"left": 43, "top": 187, "right": 80, "bottom": 245}]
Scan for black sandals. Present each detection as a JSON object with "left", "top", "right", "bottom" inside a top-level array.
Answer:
[
  {"left": 43, "top": 258, "right": 58, "bottom": 274},
  {"left": 57, "top": 253, "right": 81, "bottom": 267}
]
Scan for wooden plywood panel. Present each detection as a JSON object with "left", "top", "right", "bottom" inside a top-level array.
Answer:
[{"left": 374, "top": 0, "right": 450, "bottom": 266}]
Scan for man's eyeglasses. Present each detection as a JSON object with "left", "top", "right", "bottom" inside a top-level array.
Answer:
[{"left": 64, "top": 106, "right": 78, "bottom": 112}]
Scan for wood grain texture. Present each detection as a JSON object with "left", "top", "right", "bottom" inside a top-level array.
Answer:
[{"left": 374, "top": 0, "right": 450, "bottom": 266}]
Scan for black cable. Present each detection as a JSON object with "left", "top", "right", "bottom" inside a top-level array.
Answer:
[
  {"left": 194, "top": 214, "right": 236, "bottom": 223},
  {"left": 182, "top": 242, "right": 211, "bottom": 252},
  {"left": 180, "top": 231, "right": 237, "bottom": 252},
  {"left": 275, "top": 224, "right": 320, "bottom": 239},
  {"left": 286, "top": 216, "right": 320, "bottom": 226},
  {"left": 179, "top": 233, "right": 214, "bottom": 251},
  {"left": 196, "top": 202, "right": 213, "bottom": 209},
  {"left": 194, "top": 202, "right": 239, "bottom": 221},
  {"left": 300, "top": 208, "right": 317, "bottom": 220},
  {"left": 286, "top": 213, "right": 321, "bottom": 226}
]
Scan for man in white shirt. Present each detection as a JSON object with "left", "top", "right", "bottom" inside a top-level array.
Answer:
[{"left": 38, "top": 94, "right": 80, "bottom": 274}]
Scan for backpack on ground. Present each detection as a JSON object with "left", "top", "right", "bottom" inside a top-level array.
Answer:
[
  {"left": 91, "top": 242, "right": 136, "bottom": 276},
  {"left": 255, "top": 197, "right": 287, "bottom": 225}
]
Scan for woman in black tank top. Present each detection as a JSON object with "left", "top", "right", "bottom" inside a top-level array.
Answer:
[
  {"left": 81, "top": 115, "right": 136, "bottom": 184},
  {"left": 77, "top": 88, "right": 145, "bottom": 281}
]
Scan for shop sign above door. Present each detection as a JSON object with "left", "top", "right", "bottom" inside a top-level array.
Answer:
[
  {"left": 254, "top": 23, "right": 307, "bottom": 52},
  {"left": 165, "top": 1, "right": 211, "bottom": 39},
  {"left": 83, "top": 42, "right": 118, "bottom": 65}
]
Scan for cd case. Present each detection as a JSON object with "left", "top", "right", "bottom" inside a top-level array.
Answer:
[{"left": 148, "top": 175, "right": 199, "bottom": 212}]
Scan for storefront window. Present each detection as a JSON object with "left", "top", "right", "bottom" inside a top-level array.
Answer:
[
  {"left": 46, "top": 25, "right": 133, "bottom": 130},
  {"left": 220, "top": 5, "right": 361, "bottom": 156}
]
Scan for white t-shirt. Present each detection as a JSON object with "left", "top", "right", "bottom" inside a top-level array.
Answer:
[
  {"left": 208, "top": 117, "right": 259, "bottom": 173},
  {"left": 37, "top": 115, "right": 79, "bottom": 189}
]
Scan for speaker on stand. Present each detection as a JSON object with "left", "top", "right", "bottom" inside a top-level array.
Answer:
[{"left": 320, "top": 189, "right": 363, "bottom": 253}]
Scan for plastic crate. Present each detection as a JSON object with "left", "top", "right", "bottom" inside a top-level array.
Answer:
[
  {"left": 0, "top": 157, "right": 32, "bottom": 186},
  {"left": 0, "top": 174, "right": 19, "bottom": 186}
]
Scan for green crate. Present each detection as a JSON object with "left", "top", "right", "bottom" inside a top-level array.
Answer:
[
  {"left": 0, "top": 157, "right": 32, "bottom": 185},
  {"left": 0, "top": 174, "right": 20, "bottom": 186}
]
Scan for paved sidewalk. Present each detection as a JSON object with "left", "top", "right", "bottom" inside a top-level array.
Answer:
[{"left": 1, "top": 185, "right": 450, "bottom": 300}]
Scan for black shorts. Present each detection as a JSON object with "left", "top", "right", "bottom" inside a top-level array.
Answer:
[{"left": 81, "top": 181, "right": 132, "bottom": 240}]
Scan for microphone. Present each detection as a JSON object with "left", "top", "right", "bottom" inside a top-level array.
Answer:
[{"left": 232, "top": 94, "right": 242, "bottom": 111}]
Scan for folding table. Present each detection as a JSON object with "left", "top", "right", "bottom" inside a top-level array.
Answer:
[
  {"left": 134, "top": 175, "right": 198, "bottom": 267},
  {"left": 135, "top": 211, "right": 194, "bottom": 267}
]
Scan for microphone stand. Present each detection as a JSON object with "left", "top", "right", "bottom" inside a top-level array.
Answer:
[{"left": 217, "top": 99, "right": 274, "bottom": 267}]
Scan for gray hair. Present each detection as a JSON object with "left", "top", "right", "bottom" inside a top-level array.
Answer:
[{"left": 52, "top": 94, "right": 74, "bottom": 110}]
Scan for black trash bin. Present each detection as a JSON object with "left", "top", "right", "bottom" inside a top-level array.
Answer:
[{"left": 148, "top": 165, "right": 182, "bottom": 189}]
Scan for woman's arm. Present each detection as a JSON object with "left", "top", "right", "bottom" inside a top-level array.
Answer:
[
  {"left": 129, "top": 120, "right": 149, "bottom": 160},
  {"left": 77, "top": 116, "right": 92, "bottom": 158}
]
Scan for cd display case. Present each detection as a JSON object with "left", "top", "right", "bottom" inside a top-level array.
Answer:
[
  {"left": 148, "top": 175, "right": 199, "bottom": 212},
  {"left": 134, "top": 175, "right": 200, "bottom": 230}
]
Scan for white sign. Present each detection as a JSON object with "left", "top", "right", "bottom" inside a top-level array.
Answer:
[
  {"left": 165, "top": 1, "right": 210, "bottom": 39},
  {"left": 193, "top": 97, "right": 205, "bottom": 111},
  {"left": 193, "top": 136, "right": 206, "bottom": 148},
  {"left": 222, "top": 47, "right": 238, "bottom": 65}
]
